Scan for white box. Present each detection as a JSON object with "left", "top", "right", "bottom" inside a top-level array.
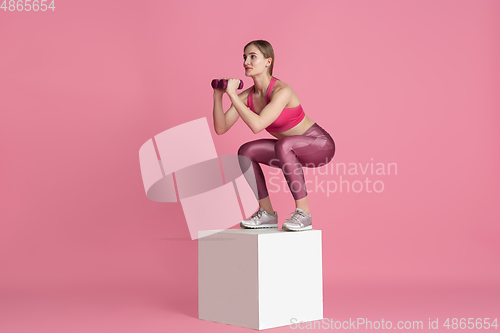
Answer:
[{"left": 198, "top": 229, "right": 323, "bottom": 330}]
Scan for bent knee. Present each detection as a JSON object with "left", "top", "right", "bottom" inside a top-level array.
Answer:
[
  {"left": 274, "top": 137, "right": 294, "bottom": 155},
  {"left": 238, "top": 142, "right": 252, "bottom": 157}
]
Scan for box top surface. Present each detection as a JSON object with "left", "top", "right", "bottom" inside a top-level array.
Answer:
[{"left": 198, "top": 228, "right": 321, "bottom": 236}]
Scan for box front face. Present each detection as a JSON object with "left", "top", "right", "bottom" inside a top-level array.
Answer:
[
  {"left": 198, "top": 232, "right": 260, "bottom": 329},
  {"left": 258, "top": 231, "right": 323, "bottom": 329}
]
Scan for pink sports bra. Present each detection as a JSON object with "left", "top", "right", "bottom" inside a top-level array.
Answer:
[{"left": 247, "top": 77, "right": 305, "bottom": 133}]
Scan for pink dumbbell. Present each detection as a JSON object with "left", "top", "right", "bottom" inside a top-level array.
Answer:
[{"left": 211, "top": 79, "right": 244, "bottom": 90}]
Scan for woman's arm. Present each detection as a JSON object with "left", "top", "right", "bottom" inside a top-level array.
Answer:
[
  {"left": 213, "top": 91, "right": 226, "bottom": 135},
  {"left": 213, "top": 89, "right": 247, "bottom": 135},
  {"left": 227, "top": 87, "right": 292, "bottom": 134},
  {"left": 226, "top": 91, "right": 262, "bottom": 134}
]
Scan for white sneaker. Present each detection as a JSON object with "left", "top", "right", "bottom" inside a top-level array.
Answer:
[
  {"left": 282, "top": 208, "right": 312, "bottom": 231},
  {"left": 240, "top": 207, "right": 278, "bottom": 229}
]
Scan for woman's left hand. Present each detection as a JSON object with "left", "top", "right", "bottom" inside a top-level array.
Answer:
[{"left": 225, "top": 78, "right": 241, "bottom": 95}]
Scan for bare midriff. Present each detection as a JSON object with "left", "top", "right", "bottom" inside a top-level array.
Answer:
[{"left": 267, "top": 115, "right": 315, "bottom": 139}]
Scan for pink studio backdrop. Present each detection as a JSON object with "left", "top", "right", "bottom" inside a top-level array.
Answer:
[{"left": 1, "top": 0, "right": 499, "bottom": 332}]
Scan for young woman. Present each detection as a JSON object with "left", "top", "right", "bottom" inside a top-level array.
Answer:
[{"left": 212, "top": 40, "right": 335, "bottom": 231}]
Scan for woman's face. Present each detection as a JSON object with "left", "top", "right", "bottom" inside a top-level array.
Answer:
[{"left": 243, "top": 45, "right": 271, "bottom": 77}]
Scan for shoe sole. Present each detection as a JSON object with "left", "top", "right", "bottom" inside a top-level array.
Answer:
[
  {"left": 282, "top": 225, "right": 313, "bottom": 231},
  {"left": 240, "top": 222, "right": 278, "bottom": 229}
]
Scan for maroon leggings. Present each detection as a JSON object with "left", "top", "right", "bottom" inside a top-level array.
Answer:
[{"left": 237, "top": 123, "right": 335, "bottom": 200}]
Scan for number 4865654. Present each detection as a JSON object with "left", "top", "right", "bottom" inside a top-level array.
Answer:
[
  {"left": 443, "top": 318, "right": 498, "bottom": 330},
  {"left": 1, "top": 0, "right": 56, "bottom": 11}
]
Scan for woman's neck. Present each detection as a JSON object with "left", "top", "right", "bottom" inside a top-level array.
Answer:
[{"left": 253, "top": 74, "right": 273, "bottom": 96}]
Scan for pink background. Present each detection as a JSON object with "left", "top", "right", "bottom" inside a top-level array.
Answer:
[{"left": 1, "top": 0, "right": 499, "bottom": 331}]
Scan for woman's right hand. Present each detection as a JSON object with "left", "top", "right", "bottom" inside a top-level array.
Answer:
[{"left": 213, "top": 77, "right": 228, "bottom": 95}]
